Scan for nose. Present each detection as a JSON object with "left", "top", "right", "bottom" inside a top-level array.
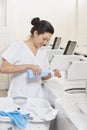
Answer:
[{"left": 43, "top": 40, "right": 48, "bottom": 46}]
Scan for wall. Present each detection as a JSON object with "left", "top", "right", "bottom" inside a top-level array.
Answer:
[
  {"left": 7, "top": 0, "right": 76, "bottom": 46},
  {"left": 77, "top": 0, "right": 87, "bottom": 45},
  {"left": 1, "top": 0, "right": 87, "bottom": 46}
]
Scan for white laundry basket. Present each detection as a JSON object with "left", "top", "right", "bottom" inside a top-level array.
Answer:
[{"left": 0, "top": 97, "right": 58, "bottom": 130}]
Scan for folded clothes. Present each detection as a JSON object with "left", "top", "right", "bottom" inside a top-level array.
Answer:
[
  {"left": 27, "top": 69, "right": 50, "bottom": 79},
  {"left": 0, "top": 110, "right": 30, "bottom": 129}
]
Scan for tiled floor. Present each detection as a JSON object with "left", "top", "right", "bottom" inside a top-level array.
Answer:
[{"left": 0, "top": 89, "right": 8, "bottom": 97}]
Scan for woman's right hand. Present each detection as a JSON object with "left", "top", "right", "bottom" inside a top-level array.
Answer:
[{"left": 28, "top": 65, "right": 42, "bottom": 76}]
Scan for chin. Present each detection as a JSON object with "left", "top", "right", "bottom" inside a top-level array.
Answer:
[{"left": 39, "top": 45, "right": 42, "bottom": 48}]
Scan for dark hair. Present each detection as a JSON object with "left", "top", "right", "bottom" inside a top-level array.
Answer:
[{"left": 30, "top": 17, "right": 54, "bottom": 35}]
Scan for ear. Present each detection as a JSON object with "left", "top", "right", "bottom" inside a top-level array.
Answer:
[{"left": 34, "top": 31, "right": 38, "bottom": 37}]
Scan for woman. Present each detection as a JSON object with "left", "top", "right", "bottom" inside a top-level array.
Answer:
[{"left": 0, "top": 17, "right": 61, "bottom": 98}]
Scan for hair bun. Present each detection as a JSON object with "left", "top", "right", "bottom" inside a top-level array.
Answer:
[{"left": 31, "top": 17, "right": 40, "bottom": 25}]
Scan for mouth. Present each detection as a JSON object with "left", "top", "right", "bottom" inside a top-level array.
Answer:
[{"left": 40, "top": 43, "right": 43, "bottom": 46}]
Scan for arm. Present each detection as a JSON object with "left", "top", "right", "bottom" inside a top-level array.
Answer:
[
  {"left": 42, "top": 73, "right": 52, "bottom": 80},
  {"left": 0, "top": 59, "right": 42, "bottom": 75},
  {"left": 42, "top": 69, "right": 62, "bottom": 80}
]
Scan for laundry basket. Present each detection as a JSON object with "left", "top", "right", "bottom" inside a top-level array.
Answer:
[{"left": 0, "top": 97, "right": 58, "bottom": 130}]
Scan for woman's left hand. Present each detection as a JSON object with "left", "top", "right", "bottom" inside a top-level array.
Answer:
[{"left": 53, "top": 69, "right": 62, "bottom": 78}]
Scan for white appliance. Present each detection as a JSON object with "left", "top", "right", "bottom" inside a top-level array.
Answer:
[
  {"left": 67, "top": 61, "right": 87, "bottom": 80},
  {"left": 49, "top": 55, "right": 81, "bottom": 71}
]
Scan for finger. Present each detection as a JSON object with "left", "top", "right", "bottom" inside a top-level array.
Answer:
[
  {"left": 32, "top": 68, "right": 37, "bottom": 76},
  {"left": 58, "top": 73, "right": 62, "bottom": 78},
  {"left": 34, "top": 66, "right": 42, "bottom": 75}
]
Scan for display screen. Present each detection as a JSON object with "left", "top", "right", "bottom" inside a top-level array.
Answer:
[{"left": 63, "top": 41, "right": 77, "bottom": 55}]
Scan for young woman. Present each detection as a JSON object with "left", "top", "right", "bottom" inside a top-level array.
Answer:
[{"left": 0, "top": 17, "right": 61, "bottom": 98}]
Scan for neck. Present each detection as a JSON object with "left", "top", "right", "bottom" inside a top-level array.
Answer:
[
  {"left": 27, "top": 37, "right": 38, "bottom": 48},
  {"left": 25, "top": 37, "right": 38, "bottom": 55}
]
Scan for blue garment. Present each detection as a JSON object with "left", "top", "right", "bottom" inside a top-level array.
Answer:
[{"left": 0, "top": 110, "right": 29, "bottom": 129}]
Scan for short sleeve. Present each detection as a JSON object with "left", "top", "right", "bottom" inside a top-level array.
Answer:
[{"left": 1, "top": 42, "right": 20, "bottom": 64}]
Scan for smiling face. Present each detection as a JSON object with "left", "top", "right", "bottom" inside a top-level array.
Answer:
[{"left": 33, "top": 31, "right": 52, "bottom": 48}]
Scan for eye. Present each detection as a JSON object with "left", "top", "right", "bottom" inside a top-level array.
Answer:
[
  {"left": 43, "top": 38, "right": 46, "bottom": 41},
  {"left": 43, "top": 38, "right": 49, "bottom": 42}
]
